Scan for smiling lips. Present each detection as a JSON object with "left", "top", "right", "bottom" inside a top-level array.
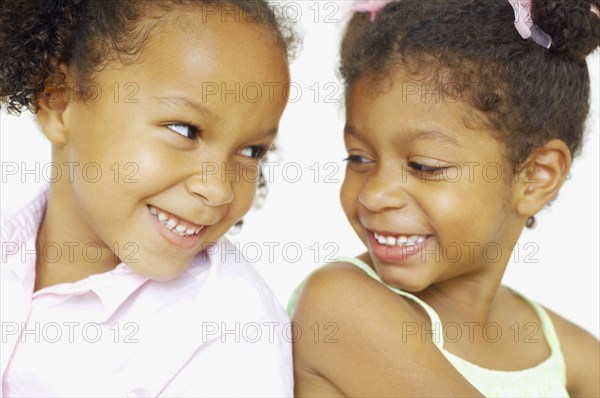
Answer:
[
  {"left": 369, "top": 230, "right": 431, "bottom": 263},
  {"left": 373, "top": 231, "right": 428, "bottom": 247},
  {"left": 149, "top": 205, "right": 204, "bottom": 237}
]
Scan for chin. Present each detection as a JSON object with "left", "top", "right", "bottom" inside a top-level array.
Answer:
[{"left": 375, "top": 264, "right": 432, "bottom": 293}]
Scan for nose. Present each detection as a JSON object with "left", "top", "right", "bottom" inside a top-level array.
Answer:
[
  {"left": 185, "top": 161, "right": 235, "bottom": 207},
  {"left": 358, "top": 165, "right": 409, "bottom": 212}
]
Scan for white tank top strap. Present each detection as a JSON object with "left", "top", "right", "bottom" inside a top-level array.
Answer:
[
  {"left": 337, "top": 256, "right": 445, "bottom": 349},
  {"left": 332, "top": 258, "right": 569, "bottom": 395},
  {"left": 506, "top": 287, "right": 567, "bottom": 383}
]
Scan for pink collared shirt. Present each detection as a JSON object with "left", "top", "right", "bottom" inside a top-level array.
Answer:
[{"left": 1, "top": 185, "right": 293, "bottom": 397}]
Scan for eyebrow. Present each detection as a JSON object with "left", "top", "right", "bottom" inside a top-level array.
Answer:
[
  {"left": 402, "top": 129, "right": 461, "bottom": 147},
  {"left": 255, "top": 128, "right": 279, "bottom": 139},
  {"left": 154, "top": 96, "right": 218, "bottom": 121},
  {"left": 344, "top": 125, "right": 461, "bottom": 147}
]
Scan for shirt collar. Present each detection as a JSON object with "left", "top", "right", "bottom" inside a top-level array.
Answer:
[
  {"left": 89, "top": 246, "right": 216, "bottom": 322},
  {"left": 1, "top": 184, "right": 49, "bottom": 288},
  {"left": 2, "top": 185, "right": 150, "bottom": 321},
  {"left": 2, "top": 184, "right": 223, "bottom": 322},
  {"left": 82, "top": 264, "right": 150, "bottom": 322}
]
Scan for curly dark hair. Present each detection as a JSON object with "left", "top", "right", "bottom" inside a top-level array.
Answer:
[
  {"left": 0, "top": 0, "right": 299, "bottom": 228},
  {"left": 0, "top": 0, "right": 299, "bottom": 115},
  {"left": 341, "top": 0, "right": 600, "bottom": 165}
]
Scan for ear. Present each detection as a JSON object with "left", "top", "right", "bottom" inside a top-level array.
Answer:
[
  {"left": 513, "top": 139, "right": 572, "bottom": 218},
  {"left": 35, "top": 65, "right": 72, "bottom": 145}
]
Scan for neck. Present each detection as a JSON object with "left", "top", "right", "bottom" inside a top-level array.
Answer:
[
  {"left": 417, "top": 271, "right": 505, "bottom": 325},
  {"left": 418, "top": 220, "right": 526, "bottom": 324},
  {"left": 34, "top": 184, "right": 120, "bottom": 291}
]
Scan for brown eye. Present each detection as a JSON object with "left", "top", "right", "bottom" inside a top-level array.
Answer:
[
  {"left": 167, "top": 123, "right": 201, "bottom": 140},
  {"left": 240, "top": 145, "right": 268, "bottom": 159}
]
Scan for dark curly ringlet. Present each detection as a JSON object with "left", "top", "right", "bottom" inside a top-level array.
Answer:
[
  {"left": 340, "top": 0, "right": 600, "bottom": 166},
  {"left": 0, "top": 0, "right": 298, "bottom": 230},
  {"left": 0, "top": 0, "right": 299, "bottom": 115}
]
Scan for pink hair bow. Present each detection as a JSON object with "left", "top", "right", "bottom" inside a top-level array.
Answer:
[
  {"left": 508, "top": 0, "right": 552, "bottom": 49},
  {"left": 352, "top": 0, "right": 394, "bottom": 22}
]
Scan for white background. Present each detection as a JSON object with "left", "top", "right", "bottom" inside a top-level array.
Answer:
[{"left": 1, "top": 2, "right": 598, "bottom": 338}]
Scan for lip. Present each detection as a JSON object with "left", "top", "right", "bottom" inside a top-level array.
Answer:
[
  {"left": 151, "top": 205, "right": 204, "bottom": 228},
  {"left": 367, "top": 230, "right": 431, "bottom": 264},
  {"left": 370, "top": 228, "right": 426, "bottom": 237},
  {"left": 147, "top": 205, "right": 206, "bottom": 249}
]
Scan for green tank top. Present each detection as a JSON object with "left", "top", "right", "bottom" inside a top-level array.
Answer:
[{"left": 288, "top": 257, "right": 569, "bottom": 397}]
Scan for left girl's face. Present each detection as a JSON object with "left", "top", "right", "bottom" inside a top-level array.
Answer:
[
  {"left": 341, "top": 70, "right": 525, "bottom": 292},
  {"left": 52, "top": 11, "right": 290, "bottom": 280}
]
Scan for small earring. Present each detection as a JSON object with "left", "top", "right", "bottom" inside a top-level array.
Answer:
[{"left": 526, "top": 216, "right": 536, "bottom": 228}]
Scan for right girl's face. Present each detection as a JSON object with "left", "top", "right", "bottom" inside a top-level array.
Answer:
[
  {"left": 47, "top": 10, "right": 290, "bottom": 280},
  {"left": 341, "top": 71, "right": 525, "bottom": 292}
]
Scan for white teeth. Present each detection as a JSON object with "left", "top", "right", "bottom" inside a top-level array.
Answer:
[
  {"left": 166, "top": 219, "right": 177, "bottom": 229},
  {"left": 150, "top": 206, "right": 204, "bottom": 237},
  {"left": 407, "top": 235, "right": 419, "bottom": 243},
  {"left": 374, "top": 232, "right": 428, "bottom": 247}
]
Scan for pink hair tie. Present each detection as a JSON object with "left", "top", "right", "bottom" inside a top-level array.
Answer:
[
  {"left": 508, "top": 0, "right": 552, "bottom": 49},
  {"left": 352, "top": 0, "right": 394, "bottom": 22}
]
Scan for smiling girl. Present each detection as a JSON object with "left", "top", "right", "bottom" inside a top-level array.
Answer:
[
  {"left": 290, "top": 0, "right": 599, "bottom": 396},
  {"left": 1, "top": 0, "right": 296, "bottom": 396}
]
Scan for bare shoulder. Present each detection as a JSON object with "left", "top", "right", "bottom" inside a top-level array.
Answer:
[
  {"left": 545, "top": 308, "right": 600, "bottom": 397},
  {"left": 291, "top": 260, "right": 412, "bottom": 353},
  {"left": 291, "top": 261, "right": 482, "bottom": 397},
  {"left": 293, "top": 260, "right": 395, "bottom": 315},
  {"left": 291, "top": 261, "right": 418, "bottom": 342}
]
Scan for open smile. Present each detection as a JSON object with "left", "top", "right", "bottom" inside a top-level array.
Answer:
[
  {"left": 367, "top": 230, "right": 432, "bottom": 263},
  {"left": 149, "top": 205, "right": 204, "bottom": 237},
  {"left": 147, "top": 205, "right": 207, "bottom": 249}
]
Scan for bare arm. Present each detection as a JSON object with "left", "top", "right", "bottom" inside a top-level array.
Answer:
[{"left": 291, "top": 263, "right": 484, "bottom": 397}]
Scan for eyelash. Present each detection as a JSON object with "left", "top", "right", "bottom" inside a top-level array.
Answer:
[
  {"left": 166, "top": 123, "right": 268, "bottom": 160},
  {"left": 343, "top": 155, "right": 371, "bottom": 164},
  {"left": 240, "top": 145, "right": 269, "bottom": 160},
  {"left": 407, "top": 162, "right": 448, "bottom": 174},
  {"left": 166, "top": 123, "right": 202, "bottom": 140},
  {"left": 343, "top": 156, "right": 448, "bottom": 175}
]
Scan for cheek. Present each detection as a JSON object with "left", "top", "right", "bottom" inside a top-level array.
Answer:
[
  {"left": 340, "top": 171, "right": 368, "bottom": 227},
  {"left": 340, "top": 173, "right": 357, "bottom": 217},
  {"left": 91, "top": 142, "right": 173, "bottom": 199},
  {"left": 128, "top": 153, "right": 177, "bottom": 190},
  {"left": 230, "top": 179, "right": 258, "bottom": 218},
  {"left": 422, "top": 178, "right": 510, "bottom": 241}
]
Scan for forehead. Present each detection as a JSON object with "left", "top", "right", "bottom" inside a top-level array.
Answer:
[
  {"left": 345, "top": 70, "right": 507, "bottom": 154},
  {"left": 93, "top": 8, "right": 291, "bottom": 127},
  {"left": 347, "top": 69, "right": 473, "bottom": 121},
  {"left": 136, "top": 9, "right": 289, "bottom": 84}
]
